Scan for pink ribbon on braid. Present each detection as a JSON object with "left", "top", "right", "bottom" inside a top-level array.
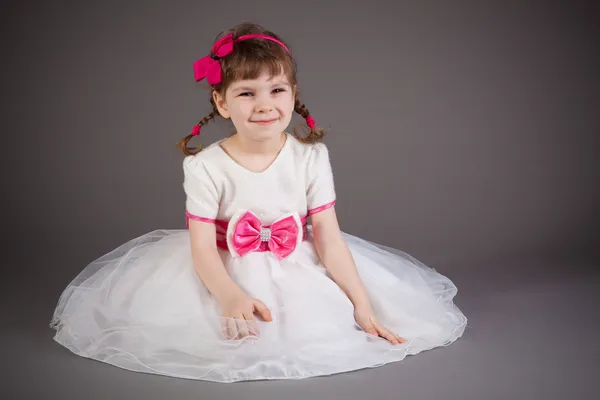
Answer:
[{"left": 190, "top": 125, "right": 201, "bottom": 136}]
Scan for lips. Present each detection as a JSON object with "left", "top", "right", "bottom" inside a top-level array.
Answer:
[{"left": 251, "top": 118, "right": 278, "bottom": 125}]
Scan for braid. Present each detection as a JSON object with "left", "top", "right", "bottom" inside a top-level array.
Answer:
[
  {"left": 293, "top": 97, "right": 325, "bottom": 144},
  {"left": 176, "top": 98, "right": 220, "bottom": 156}
]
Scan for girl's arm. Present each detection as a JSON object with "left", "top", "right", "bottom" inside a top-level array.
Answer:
[
  {"left": 188, "top": 219, "right": 243, "bottom": 301},
  {"left": 312, "top": 207, "right": 404, "bottom": 344},
  {"left": 188, "top": 219, "right": 273, "bottom": 339},
  {"left": 310, "top": 207, "right": 371, "bottom": 309}
]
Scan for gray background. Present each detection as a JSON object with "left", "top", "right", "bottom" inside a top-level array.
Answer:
[{"left": 3, "top": 0, "right": 599, "bottom": 399}]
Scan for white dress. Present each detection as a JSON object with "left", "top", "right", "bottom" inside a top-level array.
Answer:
[{"left": 50, "top": 133, "right": 467, "bottom": 383}]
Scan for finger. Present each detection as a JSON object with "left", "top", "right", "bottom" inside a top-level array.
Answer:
[
  {"left": 237, "top": 314, "right": 250, "bottom": 338},
  {"left": 220, "top": 319, "right": 228, "bottom": 339},
  {"left": 379, "top": 328, "right": 399, "bottom": 345},
  {"left": 396, "top": 334, "right": 407, "bottom": 344},
  {"left": 243, "top": 312, "right": 260, "bottom": 337},
  {"left": 372, "top": 321, "right": 400, "bottom": 345},
  {"left": 226, "top": 318, "right": 238, "bottom": 340},
  {"left": 362, "top": 323, "right": 378, "bottom": 336},
  {"left": 253, "top": 300, "right": 273, "bottom": 322}
]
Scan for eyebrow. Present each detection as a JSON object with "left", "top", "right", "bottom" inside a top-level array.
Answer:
[
  {"left": 232, "top": 86, "right": 255, "bottom": 92},
  {"left": 231, "top": 82, "right": 290, "bottom": 92}
]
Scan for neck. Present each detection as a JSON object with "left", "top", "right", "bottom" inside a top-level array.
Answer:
[{"left": 234, "top": 132, "right": 286, "bottom": 155}]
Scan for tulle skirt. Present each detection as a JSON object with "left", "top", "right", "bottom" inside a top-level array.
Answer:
[{"left": 50, "top": 228, "right": 467, "bottom": 382}]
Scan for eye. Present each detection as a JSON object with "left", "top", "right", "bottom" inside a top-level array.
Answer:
[
  {"left": 238, "top": 92, "right": 253, "bottom": 97},
  {"left": 272, "top": 88, "right": 286, "bottom": 93}
]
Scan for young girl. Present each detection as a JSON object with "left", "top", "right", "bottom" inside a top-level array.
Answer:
[{"left": 50, "top": 22, "right": 467, "bottom": 383}]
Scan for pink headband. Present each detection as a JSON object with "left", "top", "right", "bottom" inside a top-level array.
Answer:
[
  {"left": 190, "top": 33, "right": 316, "bottom": 137},
  {"left": 193, "top": 33, "right": 291, "bottom": 85}
]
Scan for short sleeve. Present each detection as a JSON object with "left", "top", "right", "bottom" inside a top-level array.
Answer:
[
  {"left": 182, "top": 155, "right": 220, "bottom": 221},
  {"left": 306, "top": 143, "right": 336, "bottom": 213}
]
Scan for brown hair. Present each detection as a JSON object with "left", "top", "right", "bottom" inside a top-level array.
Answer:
[{"left": 176, "top": 22, "right": 325, "bottom": 156}]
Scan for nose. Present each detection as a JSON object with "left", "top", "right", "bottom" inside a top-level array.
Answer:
[
  {"left": 254, "top": 91, "right": 275, "bottom": 113},
  {"left": 255, "top": 102, "right": 274, "bottom": 113}
]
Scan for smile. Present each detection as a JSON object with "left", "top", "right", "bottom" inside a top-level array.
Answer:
[{"left": 251, "top": 118, "right": 278, "bottom": 125}]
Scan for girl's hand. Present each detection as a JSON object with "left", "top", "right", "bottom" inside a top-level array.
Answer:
[
  {"left": 354, "top": 306, "right": 406, "bottom": 345},
  {"left": 218, "top": 290, "right": 273, "bottom": 340}
]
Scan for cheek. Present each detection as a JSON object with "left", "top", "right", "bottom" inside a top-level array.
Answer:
[
  {"left": 230, "top": 103, "right": 251, "bottom": 118},
  {"left": 279, "top": 95, "right": 295, "bottom": 115}
]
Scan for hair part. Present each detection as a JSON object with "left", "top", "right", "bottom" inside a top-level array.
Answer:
[{"left": 176, "top": 22, "right": 324, "bottom": 156}]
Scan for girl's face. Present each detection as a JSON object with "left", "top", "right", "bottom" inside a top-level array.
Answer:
[{"left": 213, "top": 69, "right": 295, "bottom": 142}]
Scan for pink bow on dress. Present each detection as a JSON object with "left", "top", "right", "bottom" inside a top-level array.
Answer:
[{"left": 232, "top": 211, "right": 299, "bottom": 259}]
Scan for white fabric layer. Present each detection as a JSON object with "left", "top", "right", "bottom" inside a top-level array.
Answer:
[{"left": 51, "top": 228, "right": 467, "bottom": 382}]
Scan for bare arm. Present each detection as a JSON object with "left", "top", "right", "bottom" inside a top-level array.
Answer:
[
  {"left": 188, "top": 219, "right": 244, "bottom": 301},
  {"left": 188, "top": 219, "right": 273, "bottom": 338},
  {"left": 311, "top": 207, "right": 404, "bottom": 344},
  {"left": 311, "top": 207, "right": 371, "bottom": 309}
]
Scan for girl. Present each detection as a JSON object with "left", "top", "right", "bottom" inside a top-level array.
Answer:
[{"left": 51, "top": 22, "right": 467, "bottom": 383}]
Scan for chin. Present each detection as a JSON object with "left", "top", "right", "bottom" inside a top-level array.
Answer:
[
  {"left": 254, "top": 132, "right": 283, "bottom": 142},
  {"left": 247, "top": 125, "right": 286, "bottom": 141}
]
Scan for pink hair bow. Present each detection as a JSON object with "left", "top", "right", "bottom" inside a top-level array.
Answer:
[
  {"left": 193, "top": 33, "right": 291, "bottom": 86},
  {"left": 193, "top": 34, "right": 235, "bottom": 85},
  {"left": 229, "top": 211, "right": 301, "bottom": 259}
]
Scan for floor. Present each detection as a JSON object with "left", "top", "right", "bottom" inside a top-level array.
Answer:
[{"left": 3, "top": 247, "right": 598, "bottom": 399}]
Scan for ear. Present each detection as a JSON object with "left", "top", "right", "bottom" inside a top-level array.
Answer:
[{"left": 212, "top": 90, "right": 230, "bottom": 119}]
